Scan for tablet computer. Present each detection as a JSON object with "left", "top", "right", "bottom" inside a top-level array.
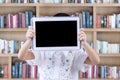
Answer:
[{"left": 31, "top": 17, "right": 80, "bottom": 51}]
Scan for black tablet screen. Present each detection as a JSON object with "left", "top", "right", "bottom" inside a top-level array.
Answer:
[{"left": 35, "top": 21, "right": 77, "bottom": 47}]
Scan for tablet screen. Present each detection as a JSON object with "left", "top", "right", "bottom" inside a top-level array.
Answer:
[
  {"left": 32, "top": 17, "right": 80, "bottom": 50},
  {"left": 35, "top": 21, "right": 77, "bottom": 47}
]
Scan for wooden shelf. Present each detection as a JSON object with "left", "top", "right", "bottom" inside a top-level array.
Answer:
[
  {"left": 0, "top": 28, "right": 27, "bottom": 32},
  {"left": 99, "top": 54, "right": 120, "bottom": 57},
  {"left": 0, "top": 54, "right": 18, "bottom": 57},
  {"left": 85, "top": 28, "right": 120, "bottom": 32},
  {"left": 95, "top": 28, "right": 120, "bottom": 32},
  {"left": 99, "top": 54, "right": 120, "bottom": 66},
  {"left": 0, "top": 28, "right": 120, "bottom": 32},
  {"left": 0, "top": 3, "right": 37, "bottom": 6},
  {"left": 0, "top": 3, "right": 120, "bottom": 7},
  {"left": 1, "top": 53, "right": 120, "bottom": 57}
]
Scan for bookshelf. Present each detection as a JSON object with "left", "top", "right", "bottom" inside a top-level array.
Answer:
[{"left": 0, "top": 1, "right": 120, "bottom": 80}]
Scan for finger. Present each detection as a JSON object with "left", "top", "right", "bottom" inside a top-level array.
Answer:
[
  {"left": 28, "top": 33, "right": 34, "bottom": 39},
  {"left": 78, "top": 37, "right": 84, "bottom": 41},
  {"left": 28, "top": 29, "right": 35, "bottom": 34},
  {"left": 29, "top": 32, "right": 34, "bottom": 36},
  {"left": 79, "top": 36, "right": 85, "bottom": 41},
  {"left": 29, "top": 28, "right": 34, "bottom": 32},
  {"left": 29, "top": 30, "right": 34, "bottom": 34},
  {"left": 79, "top": 31, "right": 85, "bottom": 35},
  {"left": 78, "top": 33, "right": 84, "bottom": 38},
  {"left": 79, "top": 33, "right": 86, "bottom": 39},
  {"left": 80, "top": 28, "right": 85, "bottom": 31},
  {"left": 79, "top": 35, "right": 85, "bottom": 40},
  {"left": 79, "top": 32, "right": 85, "bottom": 38},
  {"left": 28, "top": 27, "right": 34, "bottom": 32},
  {"left": 79, "top": 29, "right": 85, "bottom": 33},
  {"left": 30, "top": 34, "right": 33, "bottom": 38}
]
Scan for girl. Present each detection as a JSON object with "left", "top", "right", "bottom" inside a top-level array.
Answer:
[{"left": 18, "top": 13, "right": 100, "bottom": 80}]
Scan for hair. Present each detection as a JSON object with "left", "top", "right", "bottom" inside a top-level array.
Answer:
[{"left": 54, "top": 13, "right": 70, "bottom": 17}]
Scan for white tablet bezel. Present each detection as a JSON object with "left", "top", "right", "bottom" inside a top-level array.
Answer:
[{"left": 31, "top": 17, "right": 80, "bottom": 51}]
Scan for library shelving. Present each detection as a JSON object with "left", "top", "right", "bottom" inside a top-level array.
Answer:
[{"left": 0, "top": 2, "right": 120, "bottom": 80}]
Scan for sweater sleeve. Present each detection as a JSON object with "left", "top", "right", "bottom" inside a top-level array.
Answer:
[
  {"left": 73, "top": 49, "right": 90, "bottom": 72},
  {"left": 26, "top": 50, "right": 43, "bottom": 66}
]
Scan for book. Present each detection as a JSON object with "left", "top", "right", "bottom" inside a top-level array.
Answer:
[{"left": 0, "top": 66, "right": 4, "bottom": 78}]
